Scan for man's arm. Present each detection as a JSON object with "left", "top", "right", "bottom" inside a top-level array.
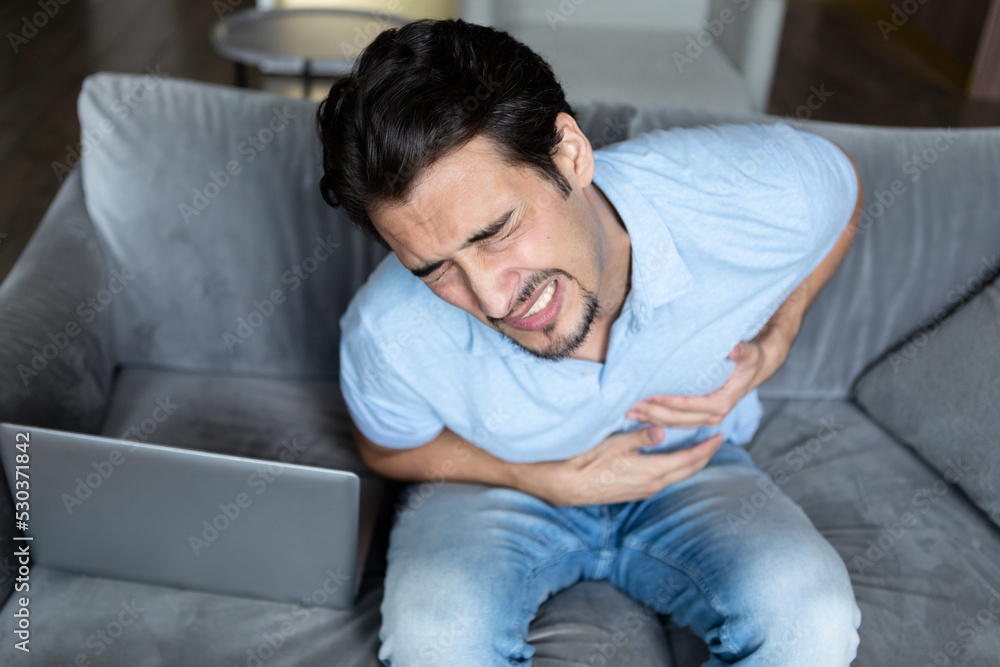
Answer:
[
  {"left": 627, "top": 146, "right": 864, "bottom": 427},
  {"left": 352, "top": 420, "right": 723, "bottom": 507},
  {"left": 353, "top": 421, "right": 516, "bottom": 488}
]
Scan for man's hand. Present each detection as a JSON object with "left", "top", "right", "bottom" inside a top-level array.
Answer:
[
  {"left": 516, "top": 426, "right": 724, "bottom": 506},
  {"left": 355, "top": 420, "right": 722, "bottom": 508},
  {"left": 625, "top": 339, "right": 773, "bottom": 429}
]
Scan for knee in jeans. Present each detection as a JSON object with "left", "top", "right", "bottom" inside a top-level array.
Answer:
[
  {"left": 380, "top": 616, "right": 529, "bottom": 666},
  {"left": 382, "top": 612, "right": 480, "bottom": 664},
  {"left": 750, "top": 549, "right": 861, "bottom": 657},
  {"left": 795, "top": 549, "right": 858, "bottom": 625},
  {"left": 777, "top": 580, "right": 860, "bottom": 642},
  {"left": 380, "top": 584, "right": 529, "bottom": 665},
  {"left": 760, "top": 573, "right": 861, "bottom": 660}
]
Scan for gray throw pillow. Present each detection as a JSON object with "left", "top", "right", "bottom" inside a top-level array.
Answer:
[{"left": 853, "top": 274, "right": 1000, "bottom": 529}]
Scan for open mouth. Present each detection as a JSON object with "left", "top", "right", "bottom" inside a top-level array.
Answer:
[{"left": 504, "top": 278, "right": 562, "bottom": 332}]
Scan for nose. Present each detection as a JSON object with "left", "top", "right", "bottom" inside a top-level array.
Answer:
[{"left": 462, "top": 259, "right": 517, "bottom": 321}]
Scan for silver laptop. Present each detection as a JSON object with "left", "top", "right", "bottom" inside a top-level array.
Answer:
[{"left": 0, "top": 422, "right": 379, "bottom": 610}]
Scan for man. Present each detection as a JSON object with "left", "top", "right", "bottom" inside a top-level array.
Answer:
[{"left": 318, "top": 19, "right": 864, "bottom": 666}]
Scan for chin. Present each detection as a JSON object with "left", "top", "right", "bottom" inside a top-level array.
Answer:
[{"left": 505, "top": 292, "right": 600, "bottom": 362}]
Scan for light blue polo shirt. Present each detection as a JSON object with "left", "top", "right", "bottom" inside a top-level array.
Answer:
[{"left": 339, "top": 122, "right": 857, "bottom": 463}]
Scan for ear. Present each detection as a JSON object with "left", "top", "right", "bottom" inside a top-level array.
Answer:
[{"left": 551, "top": 112, "right": 595, "bottom": 190}]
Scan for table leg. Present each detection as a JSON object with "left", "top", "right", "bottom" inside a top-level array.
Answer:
[
  {"left": 235, "top": 63, "right": 248, "bottom": 88},
  {"left": 303, "top": 59, "right": 313, "bottom": 99}
]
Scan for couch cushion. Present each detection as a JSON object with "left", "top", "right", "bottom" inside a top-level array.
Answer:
[
  {"left": 726, "top": 399, "right": 1000, "bottom": 666},
  {"left": 98, "top": 365, "right": 369, "bottom": 474},
  {"left": 0, "top": 565, "right": 386, "bottom": 667},
  {"left": 0, "top": 569, "right": 675, "bottom": 666},
  {"left": 852, "top": 274, "right": 1000, "bottom": 531}
]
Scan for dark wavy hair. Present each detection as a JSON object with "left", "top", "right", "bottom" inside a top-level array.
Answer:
[{"left": 316, "top": 19, "right": 575, "bottom": 249}]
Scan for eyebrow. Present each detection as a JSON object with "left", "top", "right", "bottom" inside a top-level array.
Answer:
[{"left": 409, "top": 208, "right": 516, "bottom": 279}]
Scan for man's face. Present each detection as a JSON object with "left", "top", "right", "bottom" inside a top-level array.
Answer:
[{"left": 371, "top": 127, "right": 618, "bottom": 361}]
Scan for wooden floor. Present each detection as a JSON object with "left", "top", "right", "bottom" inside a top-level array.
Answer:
[
  {"left": 770, "top": 0, "right": 1000, "bottom": 127},
  {"left": 1, "top": 0, "right": 999, "bottom": 284}
]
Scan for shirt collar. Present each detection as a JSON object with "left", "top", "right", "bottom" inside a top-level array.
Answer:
[
  {"left": 592, "top": 153, "right": 695, "bottom": 322},
  {"left": 468, "top": 154, "right": 694, "bottom": 357}
]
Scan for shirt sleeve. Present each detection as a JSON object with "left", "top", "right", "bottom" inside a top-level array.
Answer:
[
  {"left": 743, "top": 122, "right": 859, "bottom": 336},
  {"left": 705, "top": 121, "right": 858, "bottom": 269},
  {"left": 683, "top": 121, "right": 858, "bottom": 339},
  {"left": 623, "top": 121, "right": 858, "bottom": 273},
  {"left": 613, "top": 121, "right": 858, "bottom": 350},
  {"left": 339, "top": 306, "right": 445, "bottom": 449},
  {"left": 776, "top": 122, "right": 858, "bottom": 272}
]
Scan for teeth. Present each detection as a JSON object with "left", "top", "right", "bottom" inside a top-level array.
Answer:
[{"left": 524, "top": 281, "right": 556, "bottom": 318}]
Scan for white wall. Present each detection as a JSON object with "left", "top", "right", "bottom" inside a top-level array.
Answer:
[{"left": 464, "top": 0, "right": 710, "bottom": 33}]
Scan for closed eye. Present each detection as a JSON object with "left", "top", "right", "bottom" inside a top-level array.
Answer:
[
  {"left": 489, "top": 227, "right": 516, "bottom": 246},
  {"left": 427, "top": 215, "right": 520, "bottom": 283},
  {"left": 486, "top": 219, "right": 519, "bottom": 248}
]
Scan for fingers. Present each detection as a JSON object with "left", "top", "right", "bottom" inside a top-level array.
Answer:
[
  {"left": 627, "top": 397, "right": 729, "bottom": 428},
  {"left": 601, "top": 424, "right": 662, "bottom": 454},
  {"left": 591, "top": 434, "right": 724, "bottom": 504},
  {"left": 569, "top": 431, "right": 726, "bottom": 506},
  {"left": 651, "top": 432, "right": 722, "bottom": 470},
  {"left": 643, "top": 390, "right": 732, "bottom": 414},
  {"left": 651, "top": 434, "right": 724, "bottom": 484},
  {"left": 615, "top": 430, "right": 723, "bottom": 484},
  {"left": 626, "top": 438, "right": 721, "bottom": 496},
  {"left": 630, "top": 408, "right": 719, "bottom": 429}
]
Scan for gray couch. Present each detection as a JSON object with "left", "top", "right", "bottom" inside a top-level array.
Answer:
[{"left": 1, "top": 73, "right": 998, "bottom": 666}]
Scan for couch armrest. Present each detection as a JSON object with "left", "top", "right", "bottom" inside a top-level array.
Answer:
[
  {"left": 709, "top": 0, "right": 787, "bottom": 112},
  {"left": 0, "top": 168, "right": 117, "bottom": 604},
  {"left": 0, "top": 168, "right": 117, "bottom": 429}
]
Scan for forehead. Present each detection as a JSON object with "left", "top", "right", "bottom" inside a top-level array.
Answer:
[{"left": 372, "top": 136, "right": 537, "bottom": 258}]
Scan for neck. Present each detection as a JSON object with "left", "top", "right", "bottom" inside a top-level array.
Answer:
[
  {"left": 592, "top": 183, "right": 632, "bottom": 324},
  {"left": 569, "top": 183, "right": 632, "bottom": 363}
]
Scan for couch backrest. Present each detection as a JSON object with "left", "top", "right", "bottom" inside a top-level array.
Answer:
[
  {"left": 78, "top": 73, "right": 388, "bottom": 379},
  {"left": 78, "top": 74, "right": 1000, "bottom": 397}
]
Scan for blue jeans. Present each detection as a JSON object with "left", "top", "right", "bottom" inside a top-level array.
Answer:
[{"left": 378, "top": 442, "right": 861, "bottom": 666}]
